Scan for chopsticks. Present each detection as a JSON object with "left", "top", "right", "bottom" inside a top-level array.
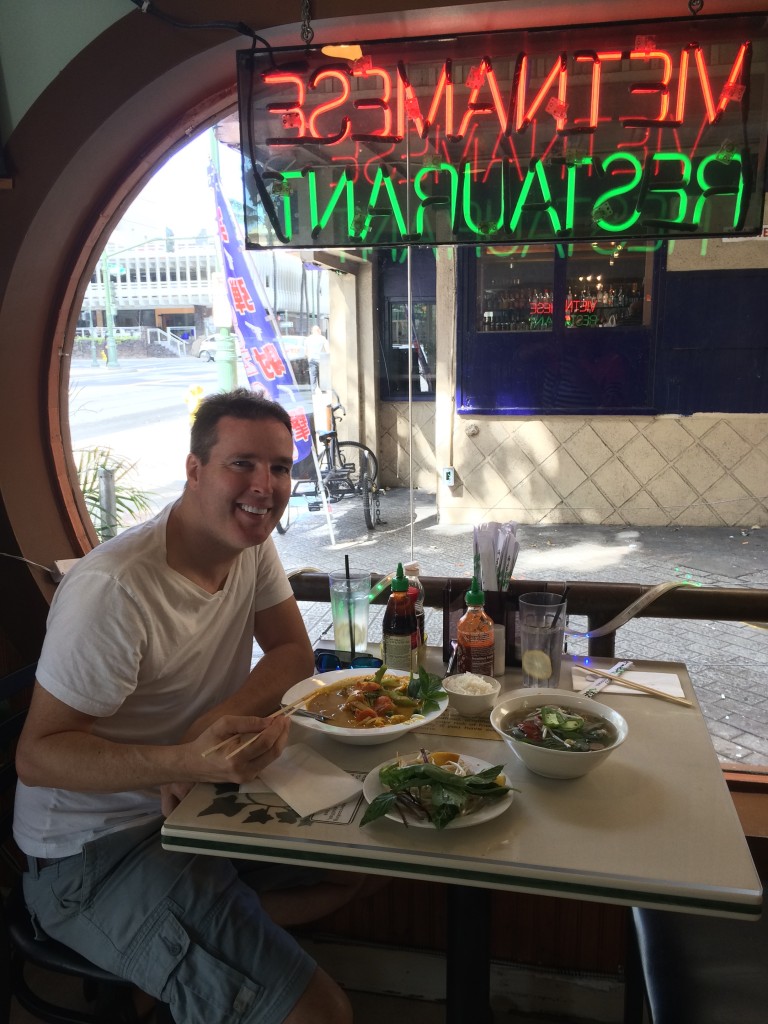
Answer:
[
  {"left": 577, "top": 664, "right": 693, "bottom": 707},
  {"left": 201, "top": 679, "right": 329, "bottom": 759}
]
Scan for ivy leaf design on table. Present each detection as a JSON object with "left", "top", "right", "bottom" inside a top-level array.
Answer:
[
  {"left": 276, "top": 807, "right": 302, "bottom": 824},
  {"left": 199, "top": 793, "right": 244, "bottom": 818},
  {"left": 244, "top": 806, "right": 274, "bottom": 825}
]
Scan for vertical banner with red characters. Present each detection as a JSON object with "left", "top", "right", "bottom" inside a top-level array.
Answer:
[{"left": 208, "top": 165, "right": 313, "bottom": 465}]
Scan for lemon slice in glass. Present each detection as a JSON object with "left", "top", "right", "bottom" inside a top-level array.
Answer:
[{"left": 522, "top": 649, "right": 553, "bottom": 680}]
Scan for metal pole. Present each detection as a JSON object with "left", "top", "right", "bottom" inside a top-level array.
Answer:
[
  {"left": 405, "top": 127, "right": 415, "bottom": 563},
  {"left": 100, "top": 251, "right": 120, "bottom": 367},
  {"left": 97, "top": 466, "right": 117, "bottom": 539}
]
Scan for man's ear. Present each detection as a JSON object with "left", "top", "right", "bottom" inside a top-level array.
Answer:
[{"left": 186, "top": 452, "right": 202, "bottom": 487}]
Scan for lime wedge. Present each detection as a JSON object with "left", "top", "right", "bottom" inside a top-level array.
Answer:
[{"left": 522, "top": 649, "right": 553, "bottom": 680}]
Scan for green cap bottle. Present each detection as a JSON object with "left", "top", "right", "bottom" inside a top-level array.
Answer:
[
  {"left": 465, "top": 575, "right": 485, "bottom": 606},
  {"left": 391, "top": 561, "right": 409, "bottom": 592}
]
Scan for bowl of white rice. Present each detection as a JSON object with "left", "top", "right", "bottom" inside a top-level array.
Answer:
[{"left": 442, "top": 672, "right": 501, "bottom": 717}]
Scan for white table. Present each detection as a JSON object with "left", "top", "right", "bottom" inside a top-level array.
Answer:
[{"left": 162, "top": 656, "right": 762, "bottom": 1021}]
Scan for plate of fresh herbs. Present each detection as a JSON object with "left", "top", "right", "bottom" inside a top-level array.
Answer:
[{"left": 361, "top": 749, "right": 514, "bottom": 829}]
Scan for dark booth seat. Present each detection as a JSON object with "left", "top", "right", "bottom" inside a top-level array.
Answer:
[{"left": 631, "top": 902, "right": 768, "bottom": 1024}]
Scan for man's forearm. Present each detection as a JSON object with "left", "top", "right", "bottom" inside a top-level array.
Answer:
[
  {"left": 18, "top": 730, "right": 193, "bottom": 792},
  {"left": 17, "top": 715, "right": 291, "bottom": 793}
]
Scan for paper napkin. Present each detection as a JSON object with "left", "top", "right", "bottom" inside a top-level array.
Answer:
[
  {"left": 239, "top": 743, "right": 363, "bottom": 818},
  {"left": 572, "top": 666, "right": 687, "bottom": 700}
]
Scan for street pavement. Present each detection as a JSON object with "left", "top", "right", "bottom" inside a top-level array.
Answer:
[{"left": 272, "top": 486, "right": 768, "bottom": 767}]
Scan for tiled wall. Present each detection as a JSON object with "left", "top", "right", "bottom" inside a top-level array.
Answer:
[{"left": 378, "top": 404, "right": 768, "bottom": 526}]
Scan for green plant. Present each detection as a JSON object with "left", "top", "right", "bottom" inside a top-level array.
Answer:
[{"left": 75, "top": 446, "right": 155, "bottom": 540}]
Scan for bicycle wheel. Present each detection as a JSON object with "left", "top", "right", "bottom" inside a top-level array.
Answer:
[
  {"left": 336, "top": 442, "right": 379, "bottom": 491},
  {"left": 276, "top": 502, "right": 292, "bottom": 534},
  {"left": 317, "top": 439, "right": 345, "bottom": 503},
  {"left": 360, "top": 452, "right": 375, "bottom": 530}
]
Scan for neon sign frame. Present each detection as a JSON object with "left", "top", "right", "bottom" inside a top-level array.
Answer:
[{"left": 237, "top": 13, "right": 768, "bottom": 250}]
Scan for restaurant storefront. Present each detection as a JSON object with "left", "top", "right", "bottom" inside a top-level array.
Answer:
[
  {"left": 229, "top": 6, "right": 768, "bottom": 526},
  {"left": 372, "top": 227, "right": 768, "bottom": 527}
]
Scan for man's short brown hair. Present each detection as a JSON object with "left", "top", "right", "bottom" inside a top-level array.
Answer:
[{"left": 190, "top": 388, "right": 292, "bottom": 464}]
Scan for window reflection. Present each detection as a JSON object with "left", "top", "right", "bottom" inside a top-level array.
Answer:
[
  {"left": 384, "top": 299, "right": 436, "bottom": 398},
  {"left": 478, "top": 246, "right": 555, "bottom": 332},
  {"left": 476, "top": 242, "right": 653, "bottom": 333},
  {"left": 565, "top": 243, "right": 650, "bottom": 330},
  {"left": 377, "top": 248, "right": 437, "bottom": 400}
]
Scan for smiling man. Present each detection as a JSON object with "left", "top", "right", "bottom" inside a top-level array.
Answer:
[{"left": 13, "top": 389, "right": 359, "bottom": 1024}]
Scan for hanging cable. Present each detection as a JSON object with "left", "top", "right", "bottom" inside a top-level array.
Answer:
[
  {"left": 126, "top": 0, "right": 274, "bottom": 52},
  {"left": 300, "top": 0, "right": 315, "bottom": 47}
]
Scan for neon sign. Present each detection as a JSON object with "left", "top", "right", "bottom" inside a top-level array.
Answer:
[{"left": 237, "top": 14, "right": 768, "bottom": 249}]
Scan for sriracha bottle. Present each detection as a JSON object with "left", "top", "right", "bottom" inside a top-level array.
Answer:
[{"left": 456, "top": 576, "right": 495, "bottom": 676}]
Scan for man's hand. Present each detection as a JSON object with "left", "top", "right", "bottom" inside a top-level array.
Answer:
[
  {"left": 161, "top": 781, "right": 193, "bottom": 816},
  {"left": 189, "top": 713, "right": 291, "bottom": 785}
]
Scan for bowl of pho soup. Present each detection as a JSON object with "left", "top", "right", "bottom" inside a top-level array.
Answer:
[{"left": 490, "top": 688, "right": 628, "bottom": 779}]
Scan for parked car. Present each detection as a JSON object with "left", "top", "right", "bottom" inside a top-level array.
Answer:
[
  {"left": 196, "top": 333, "right": 307, "bottom": 363},
  {"left": 197, "top": 335, "right": 218, "bottom": 361}
]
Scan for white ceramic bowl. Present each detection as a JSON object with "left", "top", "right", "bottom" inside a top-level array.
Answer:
[
  {"left": 490, "top": 688, "right": 628, "bottom": 779},
  {"left": 281, "top": 668, "right": 448, "bottom": 746},
  {"left": 442, "top": 674, "right": 501, "bottom": 717}
]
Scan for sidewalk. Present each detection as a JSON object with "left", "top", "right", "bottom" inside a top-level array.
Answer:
[{"left": 272, "top": 487, "right": 768, "bottom": 766}]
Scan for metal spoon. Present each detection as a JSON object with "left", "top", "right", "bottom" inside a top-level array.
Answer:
[{"left": 287, "top": 708, "right": 330, "bottom": 723}]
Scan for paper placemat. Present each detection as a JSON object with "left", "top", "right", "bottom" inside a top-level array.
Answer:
[
  {"left": 572, "top": 666, "right": 686, "bottom": 699},
  {"left": 417, "top": 705, "right": 502, "bottom": 741},
  {"left": 239, "top": 743, "right": 363, "bottom": 818}
]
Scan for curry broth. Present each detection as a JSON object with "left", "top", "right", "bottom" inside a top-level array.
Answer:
[{"left": 307, "top": 674, "right": 418, "bottom": 729}]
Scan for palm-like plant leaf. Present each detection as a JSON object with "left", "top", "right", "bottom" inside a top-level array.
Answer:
[{"left": 74, "top": 446, "right": 155, "bottom": 540}]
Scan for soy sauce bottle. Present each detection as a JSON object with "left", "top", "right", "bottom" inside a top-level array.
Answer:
[
  {"left": 382, "top": 562, "right": 419, "bottom": 672},
  {"left": 456, "top": 576, "right": 495, "bottom": 676}
]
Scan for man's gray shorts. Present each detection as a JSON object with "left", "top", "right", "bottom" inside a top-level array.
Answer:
[{"left": 23, "top": 818, "right": 317, "bottom": 1024}]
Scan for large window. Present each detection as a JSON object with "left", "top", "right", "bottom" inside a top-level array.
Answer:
[{"left": 459, "top": 243, "right": 658, "bottom": 414}]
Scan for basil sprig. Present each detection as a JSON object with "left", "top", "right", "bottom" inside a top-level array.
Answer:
[{"left": 405, "top": 666, "right": 447, "bottom": 714}]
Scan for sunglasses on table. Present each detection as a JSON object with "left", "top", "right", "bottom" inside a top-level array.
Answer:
[{"left": 313, "top": 649, "right": 384, "bottom": 673}]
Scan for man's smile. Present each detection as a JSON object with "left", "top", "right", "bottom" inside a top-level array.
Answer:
[{"left": 237, "top": 502, "right": 270, "bottom": 516}]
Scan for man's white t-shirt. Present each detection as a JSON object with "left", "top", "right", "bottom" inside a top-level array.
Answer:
[{"left": 13, "top": 502, "right": 294, "bottom": 858}]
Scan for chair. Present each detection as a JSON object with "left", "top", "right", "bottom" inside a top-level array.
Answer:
[
  {"left": 0, "top": 663, "right": 135, "bottom": 1024},
  {"left": 626, "top": 899, "right": 768, "bottom": 1024}
]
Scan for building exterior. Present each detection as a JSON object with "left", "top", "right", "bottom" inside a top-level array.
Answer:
[
  {"left": 373, "top": 232, "right": 768, "bottom": 528},
  {"left": 76, "top": 235, "right": 328, "bottom": 352},
  {"left": 2, "top": 0, "right": 768, "bottom": 603}
]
